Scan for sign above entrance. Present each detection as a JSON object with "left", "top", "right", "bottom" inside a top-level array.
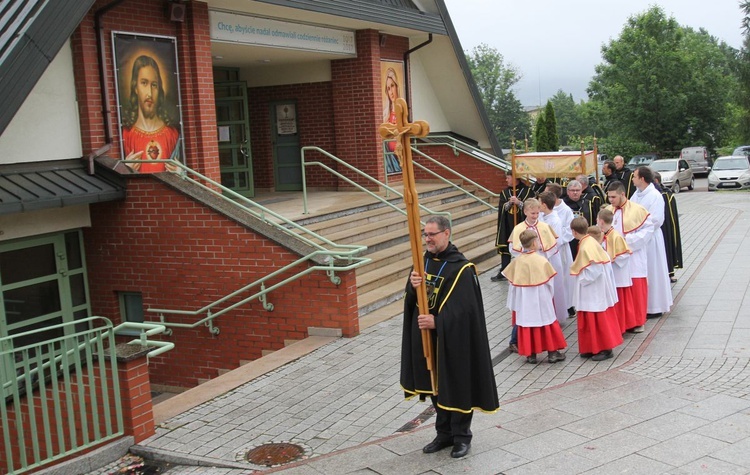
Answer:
[{"left": 209, "top": 11, "right": 356, "bottom": 56}]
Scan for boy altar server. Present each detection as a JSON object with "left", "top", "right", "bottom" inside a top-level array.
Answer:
[
  {"left": 570, "top": 217, "right": 622, "bottom": 361},
  {"left": 503, "top": 229, "right": 567, "bottom": 364}
]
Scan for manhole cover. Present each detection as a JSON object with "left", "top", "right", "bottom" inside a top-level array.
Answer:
[{"left": 245, "top": 442, "right": 305, "bottom": 467}]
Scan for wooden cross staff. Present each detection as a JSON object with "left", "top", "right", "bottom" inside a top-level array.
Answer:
[{"left": 379, "top": 97, "right": 437, "bottom": 395}]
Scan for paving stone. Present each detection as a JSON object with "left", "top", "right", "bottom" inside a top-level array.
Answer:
[
  {"left": 637, "top": 432, "right": 730, "bottom": 467},
  {"left": 580, "top": 453, "right": 674, "bottom": 474},
  {"left": 668, "top": 456, "right": 750, "bottom": 475}
]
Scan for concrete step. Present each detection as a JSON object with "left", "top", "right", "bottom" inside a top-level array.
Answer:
[
  {"left": 294, "top": 187, "right": 477, "bottom": 238},
  {"left": 356, "top": 215, "right": 498, "bottom": 316}
]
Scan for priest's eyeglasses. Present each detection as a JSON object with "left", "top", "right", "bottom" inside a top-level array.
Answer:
[{"left": 421, "top": 230, "right": 446, "bottom": 238}]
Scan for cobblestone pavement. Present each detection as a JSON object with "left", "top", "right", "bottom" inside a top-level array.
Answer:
[{"left": 105, "top": 189, "right": 750, "bottom": 474}]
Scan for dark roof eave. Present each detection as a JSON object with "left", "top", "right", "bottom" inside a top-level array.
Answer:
[
  {"left": 250, "top": 0, "right": 447, "bottom": 35},
  {"left": 0, "top": 0, "right": 97, "bottom": 137},
  {"left": 0, "top": 160, "right": 125, "bottom": 216}
]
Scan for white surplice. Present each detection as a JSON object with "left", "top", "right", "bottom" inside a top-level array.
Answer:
[
  {"left": 631, "top": 183, "right": 674, "bottom": 313},
  {"left": 541, "top": 209, "right": 572, "bottom": 323}
]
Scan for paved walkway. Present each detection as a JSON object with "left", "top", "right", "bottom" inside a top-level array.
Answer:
[{"left": 108, "top": 189, "right": 750, "bottom": 474}]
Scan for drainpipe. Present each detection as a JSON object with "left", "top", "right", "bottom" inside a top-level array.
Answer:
[
  {"left": 403, "top": 34, "right": 432, "bottom": 122},
  {"left": 94, "top": 0, "right": 128, "bottom": 145}
]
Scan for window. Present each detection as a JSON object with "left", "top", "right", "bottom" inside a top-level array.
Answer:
[{"left": 118, "top": 292, "right": 144, "bottom": 336}]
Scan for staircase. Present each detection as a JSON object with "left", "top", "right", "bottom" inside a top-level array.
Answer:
[{"left": 293, "top": 184, "right": 499, "bottom": 318}]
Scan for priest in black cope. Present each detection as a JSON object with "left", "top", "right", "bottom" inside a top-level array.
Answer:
[
  {"left": 402, "top": 215, "right": 499, "bottom": 459},
  {"left": 492, "top": 174, "right": 534, "bottom": 281}
]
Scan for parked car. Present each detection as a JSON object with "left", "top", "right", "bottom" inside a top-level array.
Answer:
[
  {"left": 628, "top": 153, "right": 660, "bottom": 168},
  {"left": 707, "top": 156, "right": 750, "bottom": 191},
  {"left": 650, "top": 158, "right": 694, "bottom": 193},
  {"left": 733, "top": 145, "right": 750, "bottom": 157},
  {"left": 680, "top": 146, "right": 710, "bottom": 176}
]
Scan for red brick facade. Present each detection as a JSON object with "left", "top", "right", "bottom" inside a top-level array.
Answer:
[
  {"left": 248, "top": 82, "right": 338, "bottom": 190},
  {"left": 65, "top": 1, "right": 502, "bottom": 390},
  {"left": 0, "top": 351, "right": 153, "bottom": 472},
  {"left": 71, "top": 0, "right": 219, "bottom": 183},
  {"left": 84, "top": 178, "right": 359, "bottom": 388}
]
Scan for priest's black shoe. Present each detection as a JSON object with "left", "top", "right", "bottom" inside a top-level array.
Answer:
[
  {"left": 490, "top": 272, "right": 506, "bottom": 282},
  {"left": 451, "top": 442, "right": 470, "bottom": 458},
  {"left": 423, "top": 437, "right": 453, "bottom": 454},
  {"left": 646, "top": 312, "right": 663, "bottom": 319}
]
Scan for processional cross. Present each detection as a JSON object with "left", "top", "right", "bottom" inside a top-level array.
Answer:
[{"left": 379, "top": 97, "right": 436, "bottom": 395}]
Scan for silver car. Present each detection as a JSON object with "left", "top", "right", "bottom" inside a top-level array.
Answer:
[
  {"left": 651, "top": 158, "right": 694, "bottom": 193},
  {"left": 708, "top": 156, "right": 750, "bottom": 191}
]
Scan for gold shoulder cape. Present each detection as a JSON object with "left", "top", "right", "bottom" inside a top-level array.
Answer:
[
  {"left": 570, "top": 235, "right": 611, "bottom": 275},
  {"left": 603, "top": 228, "right": 631, "bottom": 259},
  {"left": 502, "top": 252, "right": 556, "bottom": 286},
  {"left": 605, "top": 201, "right": 649, "bottom": 234},
  {"left": 510, "top": 221, "right": 558, "bottom": 253}
]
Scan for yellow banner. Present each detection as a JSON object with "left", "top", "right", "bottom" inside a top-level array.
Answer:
[{"left": 513, "top": 151, "right": 597, "bottom": 177}]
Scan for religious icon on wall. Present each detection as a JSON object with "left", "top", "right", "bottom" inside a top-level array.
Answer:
[
  {"left": 112, "top": 32, "right": 184, "bottom": 173},
  {"left": 381, "top": 60, "right": 405, "bottom": 175}
]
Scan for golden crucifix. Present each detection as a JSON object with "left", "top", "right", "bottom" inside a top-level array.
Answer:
[{"left": 379, "top": 97, "right": 436, "bottom": 394}]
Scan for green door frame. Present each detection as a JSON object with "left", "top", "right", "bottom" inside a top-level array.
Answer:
[
  {"left": 215, "top": 81, "right": 254, "bottom": 198},
  {"left": 0, "top": 231, "right": 92, "bottom": 374}
]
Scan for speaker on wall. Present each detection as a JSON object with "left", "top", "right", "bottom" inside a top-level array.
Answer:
[{"left": 169, "top": 2, "right": 186, "bottom": 22}]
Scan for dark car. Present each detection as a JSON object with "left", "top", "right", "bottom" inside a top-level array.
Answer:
[{"left": 628, "top": 153, "right": 660, "bottom": 168}]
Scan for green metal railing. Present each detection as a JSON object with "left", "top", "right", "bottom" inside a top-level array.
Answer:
[
  {"left": 120, "top": 158, "right": 370, "bottom": 335},
  {"left": 0, "top": 318, "right": 123, "bottom": 474},
  {"left": 300, "top": 146, "right": 451, "bottom": 225},
  {"left": 113, "top": 322, "right": 175, "bottom": 359},
  {"left": 412, "top": 135, "right": 518, "bottom": 212}
]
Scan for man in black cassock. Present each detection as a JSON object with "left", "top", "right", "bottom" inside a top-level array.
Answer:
[
  {"left": 578, "top": 174, "right": 604, "bottom": 211},
  {"left": 654, "top": 173, "right": 683, "bottom": 282},
  {"left": 491, "top": 174, "right": 533, "bottom": 281},
  {"left": 613, "top": 155, "right": 636, "bottom": 197},
  {"left": 402, "top": 215, "right": 499, "bottom": 459},
  {"left": 562, "top": 180, "right": 595, "bottom": 258}
]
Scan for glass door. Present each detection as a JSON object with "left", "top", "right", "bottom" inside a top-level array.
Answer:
[
  {"left": 0, "top": 231, "right": 91, "bottom": 385},
  {"left": 215, "top": 81, "right": 254, "bottom": 198}
]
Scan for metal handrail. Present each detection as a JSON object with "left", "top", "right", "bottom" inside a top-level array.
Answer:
[
  {"left": 410, "top": 146, "right": 498, "bottom": 211},
  {"left": 414, "top": 135, "right": 513, "bottom": 172},
  {"left": 146, "top": 251, "right": 369, "bottom": 335},
  {"left": 300, "top": 146, "right": 451, "bottom": 225},
  {"left": 121, "top": 158, "right": 367, "bottom": 260},
  {"left": 119, "top": 158, "right": 371, "bottom": 334},
  {"left": 113, "top": 322, "right": 175, "bottom": 359}
]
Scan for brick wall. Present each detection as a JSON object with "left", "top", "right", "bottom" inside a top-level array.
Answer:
[
  {"left": 84, "top": 177, "right": 359, "bottom": 388},
  {"left": 413, "top": 145, "right": 508, "bottom": 193},
  {"left": 248, "top": 82, "right": 337, "bottom": 190},
  {"left": 71, "top": 0, "right": 219, "bottom": 183},
  {"left": 0, "top": 352, "right": 150, "bottom": 472},
  {"left": 330, "top": 30, "right": 385, "bottom": 188}
]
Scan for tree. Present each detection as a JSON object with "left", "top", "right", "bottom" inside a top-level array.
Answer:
[
  {"left": 549, "top": 90, "right": 581, "bottom": 145},
  {"left": 738, "top": 1, "right": 750, "bottom": 142},
  {"left": 466, "top": 44, "right": 531, "bottom": 148},
  {"left": 543, "top": 101, "right": 559, "bottom": 151},
  {"left": 588, "top": 6, "right": 736, "bottom": 152},
  {"left": 534, "top": 112, "right": 549, "bottom": 152}
]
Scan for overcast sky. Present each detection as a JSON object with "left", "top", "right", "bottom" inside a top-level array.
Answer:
[{"left": 442, "top": 0, "right": 746, "bottom": 107}]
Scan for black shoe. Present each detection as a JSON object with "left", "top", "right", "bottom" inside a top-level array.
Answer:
[
  {"left": 423, "top": 437, "right": 453, "bottom": 454},
  {"left": 548, "top": 350, "right": 566, "bottom": 363},
  {"left": 580, "top": 353, "right": 593, "bottom": 358},
  {"left": 508, "top": 343, "right": 518, "bottom": 353},
  {"left": 451, "top": 442, "right": 470, "bottom": 458},
  {"left": 490, "top": 273, "right": 506, "bottom": 282},
  {"left": 526, "top": 354, "right": 537, "bottom": 364},
  {"left": 591, "top": 350, "right": 613, "bottom": 361},
  {"left": 646, "top": 313, "right": 663, "bottom": 319},
  {"left": 567, "top": 306, "right": 577, "bottom": 317}
]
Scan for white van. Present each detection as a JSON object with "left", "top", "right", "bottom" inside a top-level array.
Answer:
[{"left": 680, "top": 146, "right": 710, "bottom": 175}]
